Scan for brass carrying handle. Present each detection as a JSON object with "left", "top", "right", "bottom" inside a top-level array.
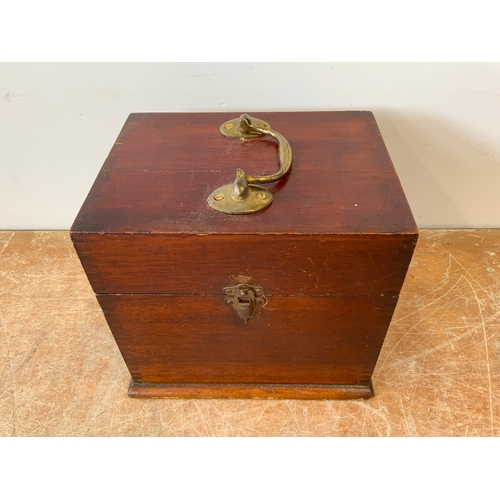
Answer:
[{"left": 207, "top": 114, "right": 292, "bottom": 214}]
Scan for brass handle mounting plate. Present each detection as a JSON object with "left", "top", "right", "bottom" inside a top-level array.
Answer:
[{"left": 207, "top": 114, "right": 292, "bottom": 215}]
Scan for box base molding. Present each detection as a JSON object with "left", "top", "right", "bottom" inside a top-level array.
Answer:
[{"left": 128, "top": 380, "right": 374, "bottom": 400}]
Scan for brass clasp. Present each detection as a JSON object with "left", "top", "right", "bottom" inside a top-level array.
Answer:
[{"left": 223, "top": 284, "right": 267, "bottom": 323}]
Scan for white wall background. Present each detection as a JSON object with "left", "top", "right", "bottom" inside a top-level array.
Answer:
[{"left": 1, "top": 62, "right": 499, "bottom": 229}]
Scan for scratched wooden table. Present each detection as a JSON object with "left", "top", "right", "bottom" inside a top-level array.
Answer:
[{"left": 0, "top": 230, "right": 498, "bottom": 436}]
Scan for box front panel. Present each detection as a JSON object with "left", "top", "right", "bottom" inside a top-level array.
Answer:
[
  {"left": 72, "top": 233, "right": 417, "bottom": 296},
  {"left": 97, "top": 293, "right": 399, "bottom": 386}
]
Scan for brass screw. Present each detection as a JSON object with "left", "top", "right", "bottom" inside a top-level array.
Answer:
[
  {"left": 214, "top": 193, "right": 224, "bottom": 201},
  {"left": 257, "top": 192, "right": 267, "bottom": 200},
  {"left": 224, "top": 124, "right": 233, "bottom": 129}
]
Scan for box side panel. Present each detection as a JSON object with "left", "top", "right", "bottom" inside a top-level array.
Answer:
[
  {"left": 71, "top": 233, "right": 418, "bottom": 296},
  {"left": 96, "top": 294, "right": 399, "bottom": 386}
]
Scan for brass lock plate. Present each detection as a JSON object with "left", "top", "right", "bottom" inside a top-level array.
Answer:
[{"left": 223, "top": 284, "right": 267, "bottom": 323}]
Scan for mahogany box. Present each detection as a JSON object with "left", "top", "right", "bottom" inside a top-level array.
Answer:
[{"left": 70, "top": 111, "right": 418, "bottom": 399}]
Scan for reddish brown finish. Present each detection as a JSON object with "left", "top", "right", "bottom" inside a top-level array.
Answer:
[
  {"left": 70, "top": 111, "right": 418, "bottom": 399},
  {"left": 73, "top": 233, "right": 417, "bottom": 295},
  {"left": 71, "top": 112, "right": 416, "bottom": 235},
  {"left": 127, "top": 381, "right": 374, "bottom": 399},
  {"left": 97, "top": 294, "right": 398, "bottom": 385}
]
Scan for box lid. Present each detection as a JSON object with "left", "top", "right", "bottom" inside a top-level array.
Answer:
[{"left": 71, "top": 111, "right": 416, "bottom": 235}]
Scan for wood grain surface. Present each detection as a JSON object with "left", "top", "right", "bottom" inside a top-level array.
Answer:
[
  {"left": 73, "top": 233, "right": 417, "bottom": 295},
  {"left": 127, "top": 381, "right": 374, "bottom": 399},
  {"left": 97, "top": 294, "right": 398, "bottom": 386},
  {"left": 71, "top": 112, "right": 416, "bottom": 235}
]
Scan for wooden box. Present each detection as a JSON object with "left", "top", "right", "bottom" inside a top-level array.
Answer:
[{"left": 70, "top": 111, "right": 418, "bottom": 399}]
